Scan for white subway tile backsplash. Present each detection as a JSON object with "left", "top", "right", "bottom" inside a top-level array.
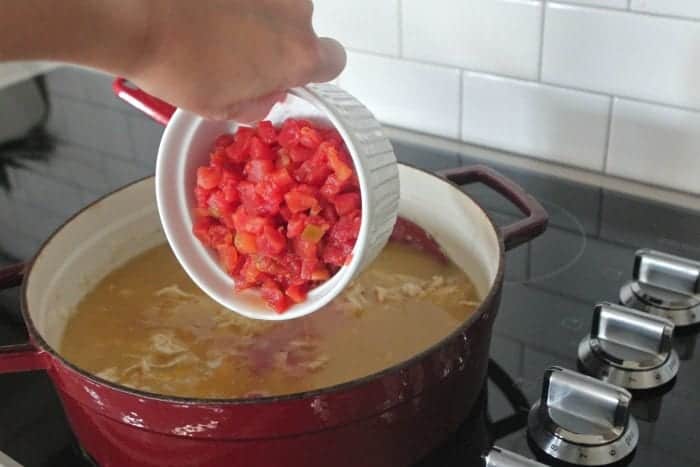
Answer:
[
  {"left": 557, "top": 0, "right": 627, "bottom": 9},
  {"left": 313, "top": 0, "right": 399, "bottom": 55},
  {"left": 402, "top": 0, "right": 542, "bottom": 80},
  {"left": 630, "top": 1, "right": 700, "bottom": 20},
  {"left": 607, "top": 99, "right": 700, "bottom": 195},
  {"left": 338, "top": 52, "right": 461, "bottom": 139},
  {"left": 461, "top": 73, "right": 610, "bottom": 170},
  {"left": 543, "top": 4, "right": 700, "bottom": 110}
]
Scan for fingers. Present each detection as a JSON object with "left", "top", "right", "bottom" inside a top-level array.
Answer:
[
  {"left": 222, "top": 91, "right": 287, "bottom": 123},
  {"left": 309, "top": 37, "right": 346, "bottom": 83}
]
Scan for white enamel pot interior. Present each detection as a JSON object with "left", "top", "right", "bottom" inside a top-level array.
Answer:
[{"left": 23, "top": 165, "right": 500, "bottom": 354}]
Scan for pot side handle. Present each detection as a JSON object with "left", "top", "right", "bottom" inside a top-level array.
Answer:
[
  {"left": 0, "top": 263, "right": 48, "bottom": 374},
  {"left": 113, "top": 78, "right": 175, "bottom": 126},
  {"left": 439, "top": 165, "right": 548, "bottom": 251}
]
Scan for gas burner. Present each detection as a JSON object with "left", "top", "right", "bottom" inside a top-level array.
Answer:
[
  {"left": 620, "top": 250, "right": 700, "bottom": 327},
  {"left": 527, "top": 367, "right": 639, "bottom": 467},
  {"left": 577, "top": 302, "right": 679, "bottom": 391}
]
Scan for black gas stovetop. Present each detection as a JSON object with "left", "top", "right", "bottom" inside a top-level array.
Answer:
[{"left": 0, "top": 140, "right": 698, "bottom": 467}]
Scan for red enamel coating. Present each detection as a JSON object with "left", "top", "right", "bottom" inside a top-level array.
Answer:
[
  {"left": 48, "top": 299, "right": 495, "bottom": 466},
  {"left": 0, "top": 342, "right": 48, "bottom": 373}
]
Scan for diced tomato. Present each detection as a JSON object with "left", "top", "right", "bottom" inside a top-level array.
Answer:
[
  {"left": 193, "top": 119, "right": 362, "bottom": 312},
  {"left": 279, "top": 205, "right": 293, "bottom": 222},
  {"left": 286, "top": 213, "right": 307, "bottom": 238},
  {"left": 320, "top": 173, "right": 345, "bottom": 199},
  {"left": 207, "top": 190, "right": 235, "bottom": 219},
  {"left": 249, "top": 136, "right": 274, "bottom": 160},
  {"left": 285, "top": 189, "right": 319, "bottom": 213},
  {"left": 326, "top": 145, "right": 353, "bottom": 181},
  {"left": 271, "top": 168, "right": 294, "bottom": 191},
  {"left": 299, "top": 126, "right": 322, "bottom": 149},
  {"left": 261, "top": 279, "right": 290, "bottom": 313},
  {"left": 294, "top": 157, "right": 331, "bottom": 185},
  {"left": 276, "top": 148, "right": 291, "bottom": 168},
  {"left": 236, "top": 256, "right": 263, "bottom": 290},
  {"left": 193, "top": 216, "right": 214, "bottom": 246},
  {"left": 194, "top": 186, "right": 213, "bottom": 208},
  {"left": 334, "top": 192, "right": 361, "bottom": 216},
  {"left": 285, "top": 284, "right": 307, "bottom": 303},
  {"left": 321, "top": 201, "right": 339, "bottom": 223},
  {"left": 232, "top": 206, "right": 271, "bottom": 234},
  {"left": 197, "top": 166, "right": 222, "bottom": 190},
  {"left": 323, "top": 129, "right": 343, "bottom": 145},
  {"left": 322, "top": 240, "right": 353, "bottom": 267},
  {"left": 226, "top": 127, "right": 255, "bottom": 163},
  {"left": 235, "top": 231, "right": 258, "bottom": 254},
  {"left": 217, "top": 244, "right": 240, "bottom": 274},
  {"left": 311, "top": 265, "right": 330, "bottom": 281},
  {"left": 214, "top": 134, "right": 235, "bottom": 148},
  {"left": 237, "top": 181, "right": 263, "bottom": 214},
  {"left": 293, "top": 237, "right": 318, "bottom": 260},
  {"left": 300, "top": 257, "right": 318, "bottom": 280},
  {"left": 301, "top": 220, "right": 329, "bottom": 243},
  {"left": 289, "top": 145, "right": 313, "bottom": 163},
  {"left": 207, "top": 224, "right": 233, "bottom": 248},
  {"left": 278, "top": 120, "right": 300, "bottom": 148},
  {"left": 257, "top": 120, "right": 277, "bottom": 145},
  {"left": 245, "top": 159, "right": 274, "bottom": 183},
  {"left": 329, "top": 210, "right": 361, "bottom": 243},
  {"left": 218, "top": 171, "right": 239, "bottom": 203},
  {"left": 256, "top": 225, "right": 287, "bottom": 256},
  {"left": 210, "top": 147, "right": 230, "bottom": 168}
]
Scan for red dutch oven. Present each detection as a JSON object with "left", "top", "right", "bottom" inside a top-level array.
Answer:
[{"left": 0, "top": 83, "right": 547, "bottom": 467}]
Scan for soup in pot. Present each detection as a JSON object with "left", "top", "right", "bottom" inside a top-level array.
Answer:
[{"left": 60, "top": 240, "right": 480, "bottom": 399}]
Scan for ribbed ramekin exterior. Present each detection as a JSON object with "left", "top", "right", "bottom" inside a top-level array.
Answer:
[{"left": 308, "top": 84, "right": 400, "bottom": 273}]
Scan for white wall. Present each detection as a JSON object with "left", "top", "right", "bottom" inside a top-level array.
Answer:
[{"left": 314, "top": 0, "right": 700, "bottom": 195}]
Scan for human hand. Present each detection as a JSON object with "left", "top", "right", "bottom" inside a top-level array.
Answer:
[{"left": 125, "top": 0, "right": 346, "bottom": 121}]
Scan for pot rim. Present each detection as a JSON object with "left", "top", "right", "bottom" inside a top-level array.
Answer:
[{"left": 20, "top": 163, "right": 506, "bottom": 406}]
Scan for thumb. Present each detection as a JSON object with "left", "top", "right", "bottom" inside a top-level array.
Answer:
[{"left": 309, "top": 37, "right": 347, "bottom": 83}]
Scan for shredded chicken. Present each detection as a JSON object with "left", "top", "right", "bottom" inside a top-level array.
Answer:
[
  {"left": 400, "top": 283, "right": 422, "bottom": 297},
  {"left": 155, "top": 284, "right": 196, "bottom": 299},
  {"left": 299, "top": 355, "right": 329, "bottom": 371},
  {"left": 150, "top": 332, "right": 188, "bottom": 355},
  {"left": 96, "top": 367, "right": 119, "bottom": 382}
]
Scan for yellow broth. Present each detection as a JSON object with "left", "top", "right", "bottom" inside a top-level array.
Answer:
[{"left": 60, "top": 242, "right": 480, "bottom": 399}]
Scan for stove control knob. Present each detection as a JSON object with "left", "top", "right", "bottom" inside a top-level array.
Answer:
[
  {"left": 620, "top": 249, "right": 700, "bottom": 327},
  {"left": 528, "top": 367, "right": 639, "bottom": 466},
  {"left": 485, "top": 447, "right": 547, "bottom": 467},
  {"left": 578, "top": 302, "right": 679, "bottom": 390}
]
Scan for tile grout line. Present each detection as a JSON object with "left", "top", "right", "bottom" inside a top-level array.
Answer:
[
  {"left": 550, "top": 0, "right": 700, "bottom": 23},
  {"left": 602, "top": 98, "right": 615, "bottom": 173},
  {"left": 344, "top": 47, "right": 700, "bottom": 115},
  {"left": 457, "top": 69, "right": 464, "bottom": 142},
  {"left": 537, "top": 1, "right": 547, "bottom": 81},
  {"left": 397, "top": 0, "right": 403, "bottom": 58}
]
